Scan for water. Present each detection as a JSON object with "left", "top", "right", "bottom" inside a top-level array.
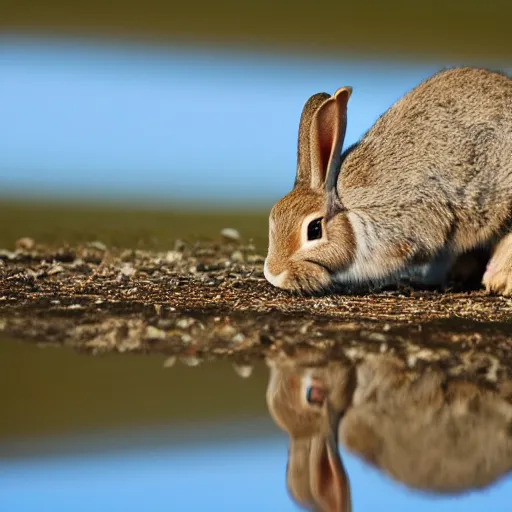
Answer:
[{"left": 1, "top": 338, "right": 512, "bottom": 511}]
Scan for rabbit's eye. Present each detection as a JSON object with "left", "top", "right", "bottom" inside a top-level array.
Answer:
[
  {"left": 307, "top": 218, "right": 323, "bottom": 241},
  {"left": 306, "top": 384, "right": 325, "bottom": 406}
]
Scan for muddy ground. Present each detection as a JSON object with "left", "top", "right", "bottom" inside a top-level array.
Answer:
[{"left": 1, "top": 233, "right": 512, "bottom": 382}]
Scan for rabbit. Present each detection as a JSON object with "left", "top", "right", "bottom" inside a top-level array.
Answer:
[
  {"left": 266, "top": 351, "right": 512, "bottom": 512},
  {"left": 264, "top": 67, "right": 512, "bottom": 295}
]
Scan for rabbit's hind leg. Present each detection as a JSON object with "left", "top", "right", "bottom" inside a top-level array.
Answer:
[{"left": 482, "top": 233, "right": 512, "bottom": 296}]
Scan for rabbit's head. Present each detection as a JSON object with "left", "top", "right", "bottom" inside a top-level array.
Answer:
[
  {"left": 264, "top": 88, "right": 355, "bottom": 294},
  {"left": 266, "top": 353, "right": 354, "bottom": 511}
]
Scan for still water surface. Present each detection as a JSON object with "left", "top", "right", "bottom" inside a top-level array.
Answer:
[{"left": 1, "top": 338, "right": 511, "bottom": 511}]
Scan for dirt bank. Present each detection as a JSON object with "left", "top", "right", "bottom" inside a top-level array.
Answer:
[{"left": 1, "top": 234, "right": 512, "bottom": 381}]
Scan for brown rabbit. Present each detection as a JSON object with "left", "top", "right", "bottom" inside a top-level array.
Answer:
[
  {"left": 266, "top": 351, "right": 512, "bottom": 511},
  {"left": 264, "top": 67, "right": 512, "bottom": 295}
]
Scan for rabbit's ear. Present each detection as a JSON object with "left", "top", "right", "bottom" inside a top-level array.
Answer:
[
  {"left": 310, "top": 87, "right": 352, "bottom": 193},
  {"left": 286, "top": 438, "right": 315, "bottom": 510},
  {"left": 295, "top": 92, "right": 331, "bottom": 188},
  {"left": 310, "top": 433, "right": 351, "bottom": 512}
]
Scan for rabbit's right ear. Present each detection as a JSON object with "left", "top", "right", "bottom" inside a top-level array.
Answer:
[
  {"left": 310, "top": 434, "right": 351, "bottom": 512},
  {"left": 287, "top": 435, "right": 351, "bottom": 512}
]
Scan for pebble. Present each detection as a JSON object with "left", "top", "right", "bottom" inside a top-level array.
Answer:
[
  {"left": 165, "top": 251, "right": 182, "bottom": 264},
  {"left": 220, "top": 228, "right": 241, "bottom": 242},
  {"left": 180, "top": 355, "right": 201, "bottom": 367},
  {"left": 218, "top": 324, "right": 237, "bottom": 339},
  {"left": 176, "top": 317, "right": 195, "bottom": 329},
  {"left": 0, "top": 249, "right": 16, "bottom": 260},
  {"left": 230, "top": 250, "right": 244, "bottom": 263},
  {"left": 120, "top": 263, "right": 136, "bottom": 277},
  {"left": 231, "top": 333, "right": 246, "bottom": 344},
  {"left": 15, "top": 237, "right": 35, "bottom": 251},
  {"left": 48, "top": 264, "right": 65, "bottom": 276},
  {"left": 163, "top": 356, "right": 177, "bottom": 368},
  {"left": 181, "top": 333, "right": 193, "bottom": 344},
  {"left": 89, "top": 241, "right": 107, "bottom": 251},
  {"left": 145, "top": 326, "right": 167, "bottom": 340},
  {"left": 233, "top": 364, "right": 253, "bottom": 378},
  {"left": 246, "top": 254, "right": 265, "bottom": 264}
]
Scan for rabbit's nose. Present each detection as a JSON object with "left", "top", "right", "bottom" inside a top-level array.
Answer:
[{"left": 264, "top": 258, "right": 288, "bottom": 288}]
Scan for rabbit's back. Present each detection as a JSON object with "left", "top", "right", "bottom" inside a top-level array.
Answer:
[{"left": 340, "top": 67, "right": 512, "bottom": 252}]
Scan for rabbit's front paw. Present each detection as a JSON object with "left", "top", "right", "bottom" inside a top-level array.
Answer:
[{"left": 482, "top": 233, "right": 512, "bottom": 296}]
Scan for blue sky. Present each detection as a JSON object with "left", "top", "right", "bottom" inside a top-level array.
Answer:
[
  {"left": 1, "top": 425, "right": 511, "bottom": 512},
  {"left": 0, "top": 34, "right": 481, "bottom": 207}
]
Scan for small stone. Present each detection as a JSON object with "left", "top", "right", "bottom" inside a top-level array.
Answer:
[
  {"left": 89, "top": 241, "right": 107, "bottom": 251},
  {"left": 299, "top": 324, "right": 309, "bottom": 334},
  {"left": 232, "top": 333, "right": 245, "bottom": 344},
  {"left": 230, "top": 250, "right": 244, "bottom": 263},
  {"left": 48, "top": 264, "right": 65, "bottom": 276},
  {"left": 50, "top": 299, "right": 61, "bottom": 305},
  {"left": 380, "top": 343, "right": 388, "bottom": 353},
  {"left": 181, "top": 334, "right": 193, "bottom": 344},
  {"left": 163, "top": 356, "right": 177, "bottom": 368},
  {"left": 233, "top": 363, "right": 253, "bottom": 378},
  {"left": 145, "top": 326, "right": 166, "bottom": 340},
  {"left": 220, "top": 228, "right": 241, "bottom": 242},
  {"left": 177, "top": 317, "right": 195, "bottom": 329},
  {"left": 120, "top": 263, "right": 136, "bottom": 277},
  {"left": 157, "top": 318, "right": 173, "bottom": 329},
  {"left": 218, "top": 324, "right": 237, "bottom": 339},
  {"left": 154, "top": 304, "right": 162, "bottom": 315},
  {"left": 69, "top": 258, "right": 85, "bottom": 268},
  {"left": 407, "top": 354, "right": 418, "bottom": 368},
  {"left": 165, "top": 251, "right": 182, "bottom": 264},
  {"left": 367, "top": 332, "right": 387, "bottom": 343},
  {"left": 68, "top": 304, "right": 84, "bottom": 310},
  {"left": 247, "top": 254, "right": 265, "bottom": 264},
  {"left": 95, "top": 299, "right": 104, "bottom": 305},
  {"left": 0, "top": 250, "right": 16, "bottom": 260},
  {"left": 180, "top": 355, "right": 201, "bottom": 367},
  {"left": 15, "top": 237, "right": 35, "bottom": 251}
]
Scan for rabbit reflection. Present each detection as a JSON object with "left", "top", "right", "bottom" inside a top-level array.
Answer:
[{"left": 266, "top": 351, "right": 512, "bottom": 512}]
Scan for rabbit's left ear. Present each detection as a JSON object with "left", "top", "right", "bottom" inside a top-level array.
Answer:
[
  {"left": 309, "top": 432, "right": 352, "bottom": 512},
  {"left": 309, "top": 87, "right": 352, "bottom": 193}
]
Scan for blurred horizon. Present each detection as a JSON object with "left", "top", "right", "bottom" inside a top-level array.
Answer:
[{"left": 3, "top": 34, "right": 508, "bottom": 209}]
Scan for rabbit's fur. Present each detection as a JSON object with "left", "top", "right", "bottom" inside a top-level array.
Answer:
[
  {"left": 266, "top": 351, "right": 512, "bottom": 511},
  {"left": 265, "top": 67, "right": 512, "bottom": 294}
]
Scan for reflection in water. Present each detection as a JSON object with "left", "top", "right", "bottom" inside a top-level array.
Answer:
[{"left": 266, "top": 349, "right": 512, "bottom": 511}]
